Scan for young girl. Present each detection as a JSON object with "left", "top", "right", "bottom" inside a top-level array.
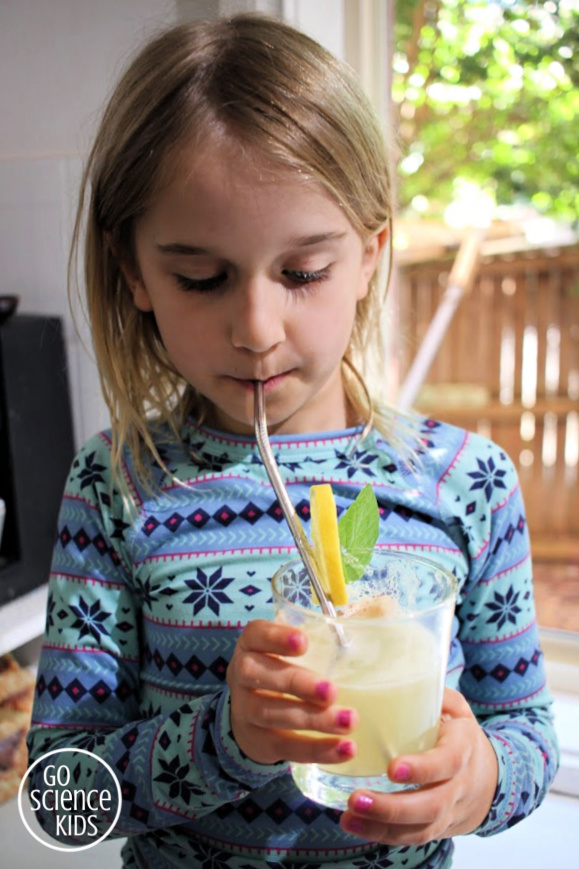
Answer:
[{"left": 27, "top": 13, "right": 558, "bottom": 869}]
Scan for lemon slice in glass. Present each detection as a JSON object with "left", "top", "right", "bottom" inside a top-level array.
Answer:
[{"left": 309, "top": 483, "right": 348, "bottom": 606}]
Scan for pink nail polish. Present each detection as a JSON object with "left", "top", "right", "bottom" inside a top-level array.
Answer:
[
  {"left": 336, "top": 740, "right": 355, "bottom": 759},
  {"left": 336, "top": 709, "right": 352, "bottom": 729},
  {"left": 353, "top": 794, "right": 373, "bottom": 813},
  {"left": 394, "top": 762, "right": 411, "bottom": 782},
  {"left": 287, "top": 632, "right": 303, "bottom": 652},
  {"left": 315, "top": 680, "right": 332, "bottom": 701}
]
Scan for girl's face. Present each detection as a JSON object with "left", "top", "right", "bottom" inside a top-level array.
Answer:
[{"left": 125, "top": 140, "right": 385, "bottom": 436}]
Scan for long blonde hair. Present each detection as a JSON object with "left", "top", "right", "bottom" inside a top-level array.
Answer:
[{"left": 70, "top": 13, "right": 403, "bottom": 485}]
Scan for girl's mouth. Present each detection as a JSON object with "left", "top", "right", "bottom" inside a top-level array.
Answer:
[{"left": 233, "top": 372, "right": 291, "bottom": 393}]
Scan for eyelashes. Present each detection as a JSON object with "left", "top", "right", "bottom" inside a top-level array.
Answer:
[
  {"left": 175, "top": 268, "right": 331, "bottom": 294},
  {"left": 175, "top": 273, "right": 227, "bottom": 293},
  {"left": 284, "top": 268, "right": 330, "bottom": 287}
]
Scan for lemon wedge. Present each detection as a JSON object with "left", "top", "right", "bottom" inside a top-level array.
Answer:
[{"left": 309, "top": 483, "right": 349, "bottom": 606}]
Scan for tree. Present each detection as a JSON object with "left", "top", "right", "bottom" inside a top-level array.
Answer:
[{"left": 393, "top": 0, "right": 579, "bottom": 224}]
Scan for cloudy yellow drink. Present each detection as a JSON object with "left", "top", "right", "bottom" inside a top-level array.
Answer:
[
  {"left": 298, "top": 614, "right": 444, "bottom": 777},
  {"left": 273, "top": 554, "right": 456, "bottom": 809}
]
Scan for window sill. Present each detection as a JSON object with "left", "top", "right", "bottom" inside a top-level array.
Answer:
[{"left": 541, "top": 628, "right": 579, "bottom": 798}]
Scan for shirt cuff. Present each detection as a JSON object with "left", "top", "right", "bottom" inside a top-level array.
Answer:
[
  {"left": 472, "top": 730, "right": 518, "bottom": 836},
  {"left": 213, "top": 689, "right": 289, "bottom": 791}
]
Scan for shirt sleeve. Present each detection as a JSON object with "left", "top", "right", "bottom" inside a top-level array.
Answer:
[
  {"left": 26, "top": 435, "right": 285, "bottom": 845},
  {"left": 443, "top": 436, "right": 560, "bottom": 836}
]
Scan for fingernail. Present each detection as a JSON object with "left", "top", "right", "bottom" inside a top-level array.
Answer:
[
  {"left": 336, "top": 709, "right": 352, "bottom": 729},
  {"left": 353, "top": 794, "right": 373, "bottom": 813},
  {"left": 287, "top": 632, "right": 304, "bottom": 652},
  {"left": 394, "top": 762, "right": 411, "bottom": 782},
  {"left": 315, "top": 680, "right": 332, "bottom": 702},
  {"left": 336, "top": 740, "right": 355, "bottom": 759},
  {"left": 345, "top": 817, "right": 366, "bottom": 834}
]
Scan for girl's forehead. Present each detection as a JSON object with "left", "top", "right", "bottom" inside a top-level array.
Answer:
[
  {"left": 157, "top": 137, "right": 337, "bottom": 215},
  {"left": 175, "top": 135, "right": 313, "bottom": 190},
  {"left": 139, "top": 138, "right": 356, "bottom": 251}
]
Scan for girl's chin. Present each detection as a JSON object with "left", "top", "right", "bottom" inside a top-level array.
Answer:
[
  {"left": 204, "top": 379, "right": 291, "bottom": 434},
  {"left": 209, "top": 403, "right": 297, "bottom": 437},
  {"left": 205, "top": 375, "right": 331, "bottom": 435},
  {"left": 205, "top": 407, "right": 254, "bottom": 436}
]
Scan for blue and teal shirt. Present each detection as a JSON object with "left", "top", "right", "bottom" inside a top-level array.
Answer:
[{"left": 27, "top": 416, "right": 559, "bottom": 868}]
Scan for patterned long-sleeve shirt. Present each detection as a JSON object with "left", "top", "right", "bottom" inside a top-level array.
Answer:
[{"left": 27, "top": 416, "right": 559, "bottom": 869}]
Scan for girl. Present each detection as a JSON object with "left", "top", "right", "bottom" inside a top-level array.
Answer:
[{"left": 27, "top": 13, "right": 558, "bottom": 869}]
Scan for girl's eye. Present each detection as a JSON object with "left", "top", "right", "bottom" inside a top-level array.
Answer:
[
  {"left": 283, "top": 268, "right": 330, "bottom": 287},
  {"left": 175, "top": 273, "right": 227, "bottom": 293},
  {"left": 175, "top": 267, "right": 330, "bottom": 293}
]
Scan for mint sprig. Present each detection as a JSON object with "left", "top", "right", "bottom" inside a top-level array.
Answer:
[{"left": 338, "top": 484, "right": 380, "bottom": 583}]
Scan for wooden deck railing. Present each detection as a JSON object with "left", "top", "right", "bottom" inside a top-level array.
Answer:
[{"left": 396, "top": 240, "right": 579, "bottom": 561}]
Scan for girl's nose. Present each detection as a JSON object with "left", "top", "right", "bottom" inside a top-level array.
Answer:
[{"left": 229, "top": 279, "right": 286, "bottom": 354}]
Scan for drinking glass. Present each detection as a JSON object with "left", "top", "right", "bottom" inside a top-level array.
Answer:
[{"left": 272, "top": 549, "right": 457, "bottom": 810}]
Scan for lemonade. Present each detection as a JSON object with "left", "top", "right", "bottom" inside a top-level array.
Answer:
[
  {"left": 294, "top": 616, "right": 444, "bottom": 778},
  {"left": 272, "top": 552, "right": 456, "bottom": 809}
]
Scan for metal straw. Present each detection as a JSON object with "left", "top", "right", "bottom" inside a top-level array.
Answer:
[{"left": 253, "top": 381, "right": 348, "bottom": 647}]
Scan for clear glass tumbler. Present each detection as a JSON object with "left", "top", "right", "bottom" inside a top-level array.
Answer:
[{"left": 272, "top": 549, "right": 457, "bottom": 810}]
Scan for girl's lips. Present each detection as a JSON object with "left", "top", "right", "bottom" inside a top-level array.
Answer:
[
  {"left": 233, "top": 372, "right": 290, "bottom": 393},
  {"left": 262, "top": 372, "right": 291, "bottom": 393}
]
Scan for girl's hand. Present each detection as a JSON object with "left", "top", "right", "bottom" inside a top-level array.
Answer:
[
  {"left": 227, "top": 619, "right": 358, "bottom": 766},
  {"left": 340, "top": 687, "right": 498, "bottom": 845}
]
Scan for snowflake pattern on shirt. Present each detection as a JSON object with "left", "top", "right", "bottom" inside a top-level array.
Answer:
[{"left": 27, "top": 416, "right": 559, "bottom": 869}]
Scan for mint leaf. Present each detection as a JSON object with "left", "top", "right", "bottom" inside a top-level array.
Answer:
[{"left": 338, "top": 484, "right": 379, "bottom": 583}]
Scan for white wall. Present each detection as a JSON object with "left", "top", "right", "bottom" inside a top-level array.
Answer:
[
  {"left": 0, "top": 1, "right": 180, "bottom": 158},
  {"left": 0, "top": 0, "right": 181, "bottom": 446},
  {"left": 282, "top": 0, "right": 345, "bottom": 60}
]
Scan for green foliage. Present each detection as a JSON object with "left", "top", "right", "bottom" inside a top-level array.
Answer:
[
  {"left": 338, "top": 484, "right": 380, "bottom": 583},
  {"left": 394, "top": 0, "right": 579, "bottom": 222}
]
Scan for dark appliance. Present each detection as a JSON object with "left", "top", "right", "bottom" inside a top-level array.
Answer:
[{"left": 0, "top": 311, "right": 75, "bottom": 606}]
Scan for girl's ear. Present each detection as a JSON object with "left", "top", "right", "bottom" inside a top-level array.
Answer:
[
  {"left": 118, "top": 260, "right": 154, "bottom": 312},
  {"left": 107, "top": 232, "right": 153, "bottom": 312},
  {"left": 357, "top": 225, "right": 389, "bottom": 300}
]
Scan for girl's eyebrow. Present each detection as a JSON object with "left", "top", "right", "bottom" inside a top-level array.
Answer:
[
  {"left": 288, "top": 231, "right": 347, "bottom": 247},
  {"left": 157, "top": 242, "right": 207, "bottom": 255},
  {"left": 156, "top": 232, "right": 347, "bottom": 257}
]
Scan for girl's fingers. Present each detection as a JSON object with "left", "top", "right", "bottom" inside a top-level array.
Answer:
[
  {"left": 260, "top": 729, "right": 358, "bottom": 766},
  {"left": 387, "top": 732, "right": 462, "bottom": 788},
  {"left": 229, "top": 649, "right": 339, "bottom": 707},
  {"left": 242, "top": 690, "right": 359, "bottom": 734},
  {"left": 342, "top": 782, "right": 453, "bottom": 836},
  {"left": 440, "top": 685, "right": 473, "bottom": 719},
  {"left": 231, "top": 649, "right": 325, "bottom": 696},
  {"left": 229, "top": 619, "right": 358, "bottom": 762},
  {"left": 386, "top": 689, "right": 475, "bottom": 786},
  {"left": 337, "top": 690, "right": 499, "bottom": 844},
  {"left": 236, "top": 619, "right": 308, "bottom": 657}
]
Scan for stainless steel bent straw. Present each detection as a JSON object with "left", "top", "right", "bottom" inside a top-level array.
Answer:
[{"left": 253, "top": 381, "right": 348, "bottom": 648}]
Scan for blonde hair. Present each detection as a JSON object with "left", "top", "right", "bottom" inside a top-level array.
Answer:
[{"left": 71, "top": 13, "right": 405, "bottom": 485}]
